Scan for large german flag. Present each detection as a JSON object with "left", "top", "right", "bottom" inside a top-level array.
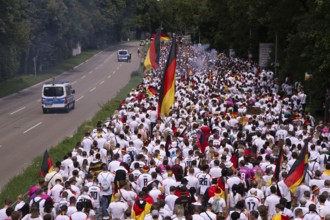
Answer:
[
  {"left": 40, "top": 150, "right": 54, "bottom": 177},
  {"left": 158, "top": 38, "right": 177, "bottom": 117},
  {"left": 144, "top": 30, "right": 161, "bottom": 72},
  {"left": 284, "top": 142, "right": 309, "bottom": 193}
]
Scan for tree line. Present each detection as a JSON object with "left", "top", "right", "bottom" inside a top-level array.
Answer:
[{"left": 1, "top": 0, "right": 329, "bottom": 115}]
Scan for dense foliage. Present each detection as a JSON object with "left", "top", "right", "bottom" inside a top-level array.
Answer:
[{"left": 1, "top": 0, "right": 329, "bottom": 115}]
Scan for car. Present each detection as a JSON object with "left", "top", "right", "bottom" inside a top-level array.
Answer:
[
  {"left": 117, "top": 49, "right": 131, "bottom": 62},
  {"left": 41, "top": 80, "right": 75, "bottom": 113}
]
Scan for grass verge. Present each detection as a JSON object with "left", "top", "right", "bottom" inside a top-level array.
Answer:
[
  {"left": 0, "top": 63, "right": 144, "bottom": 204},
  {"left": 0, "top": 50, "right": 99, "bottom": 98}
]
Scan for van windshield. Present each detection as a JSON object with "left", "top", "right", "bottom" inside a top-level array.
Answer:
[{"left": 43, "top": 87, "right": 64, "bottom": 97}]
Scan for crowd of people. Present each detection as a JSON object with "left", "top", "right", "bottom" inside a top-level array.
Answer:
[{"left": 0, "top": 38, "right": 329, "bottom": 220}]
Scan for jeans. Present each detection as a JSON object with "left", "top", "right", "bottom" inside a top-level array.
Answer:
[{"left": 101, "top": 195, "right": 111, "bottom": 219}]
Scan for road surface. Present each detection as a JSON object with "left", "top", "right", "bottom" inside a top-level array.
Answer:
[{"left": 0, "top": 42, "right": 140, "bottom": 191}]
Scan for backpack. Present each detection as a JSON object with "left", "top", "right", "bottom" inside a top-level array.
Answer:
[
  {"left": 100, "top": 173, "right": 110, "bottom": 191},
  {"left": 31, "top": 197, "right": 42, "bottom": 210}
]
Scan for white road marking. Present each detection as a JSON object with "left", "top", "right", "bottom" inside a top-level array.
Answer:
[
  {"left": 112, "top": 70, "right": 116, "bottom": 74},
  {"left": 89, "top": 70, "right": 93, "bottom": 74},
  {"left": 36, "top": 99, "right": 41, "bottom": 103},
  {"left": 90, "top": 87, "right": 96, "bottom": 92},
  {"left": 107, "top": 75, "right": 111, "bottom": 79},
  {"left": 81, "top": 75, "right": 86, "bottom": 79},
  {"left": 10, "top": 106, "right": 26, "bottom": 115},
  {"left": 76, "top": 96, "right": 84, "bottom": 101},
  {"left": 71, "top": 81, "right": 77, "bottom": 85},
  {"left": 95, "top": 66, "right": 99, "bottom": 70},
  {"left": 116, "top": 66, "right": 120, "bottom": 70},
  {"left": 99, "top": 63, "right": 104, "bottom": 67},
  {"left": 99, "top": 81, "right": 104, "bottom": 85},
  {"left": 23, "top": 122, "right": 42, "bottom": 134}
]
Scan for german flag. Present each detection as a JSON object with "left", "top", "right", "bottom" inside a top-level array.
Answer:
[
  {"left": 131, "top": 195, "right": 154, "bottom": 220},
  {"left": 284, "top": 141, "right": 309, "bottom": 193},
  {"left": 217, "top": 176, "right": 226, "bottom": 200},
  {"left": 272, "top": 213, "right": 290, "bottom": 220},
  {"left": 151, "top": 33, "right": 170, "bottom": 41},
  {"left": 208, "top": 70, "right": 213, "bottom": 81},
  {"left": 273, "top": 140, "right": 284, "bottom": 181},
  {"left": 230, "top": 148, "right": 239, "bottom": 170},
  {"left": 144, "top": 30, "right": 161, "bottom": 72},
  {"left": 158, "top": 38, "right": 177, "bottom": 117},
  {"left": 40, "top": 150, "right": 54, "bottom": 177},
  {"left": 146, "top": 86, "right": 158, "bottom": 97}
]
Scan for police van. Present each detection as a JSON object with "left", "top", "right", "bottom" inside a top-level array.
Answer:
[
  {"left": 117, "top": 49, "right": 131, "bottom": 62},
  {"left": 41, "top": 80, "right": 75, "bottom": 113}
]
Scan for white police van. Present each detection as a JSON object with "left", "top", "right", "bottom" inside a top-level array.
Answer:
[
  {"left": 41, "top": 80, "right": 75, "bottom": 113},
  {"left": 117, "top": 49, "right": 131, "bottom": 62}
]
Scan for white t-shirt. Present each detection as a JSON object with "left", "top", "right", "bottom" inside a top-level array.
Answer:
[
  {"left": 165, "top": 194, "right": 178, "bottom": 211},
  {"left": 70, "top": 211, "right": 87, "bottom": 220},
  {"left": 108, "top": 201, "right": 128, "bottom": 220},
  {"left": 97, "top": 171, "right": 114, "bottom": 196},
  {"left": 264, "top": 194, "right": 281, "bottom": 217},
  {"left": 196, "top": 172, "right": 212, "bottom": 194},
  {"left": 200, "top": 210, "right": 217, "bottom": 220}
]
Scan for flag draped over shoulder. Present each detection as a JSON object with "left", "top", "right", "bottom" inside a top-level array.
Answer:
[
  {"left": 131, "top": 195, "right": 154, "bottom": 220},
  {"left": 40, "top": 150, "right": 53, "bottom": 177},
  {"left": 284, "top": 141, "right": 309, "bottom": 193},
  {"left": 158, "top": 38, "right": 177, "bottom": 117},
  {"left": 144, "top": 30, "right": 161, "bottom": 72},
  {"left": 217, "top": 176, "right": 226, "bottom": 200}
]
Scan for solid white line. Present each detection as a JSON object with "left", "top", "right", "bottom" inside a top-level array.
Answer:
[
  {"left": 99, "top": 81, "right": 104, "bottom": 85},
  {"left": 81, "top": 75, "right": 86, "bottom": 79},
  {"left": 90, "top": 87, "right": 96, "bottom": 92},
  {"left": 23, "top": 122, "right": 42, "bottom": 134},
  {"left": 10, "top": 106, "right": 26, "bottom": 115},
  {"left": 76, "top": 96, "right": 84, "bottom": 101}
]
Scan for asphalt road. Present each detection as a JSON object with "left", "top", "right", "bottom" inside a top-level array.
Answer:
[{"left": 0, "top": 41, "right": 141, "bottom": 191}]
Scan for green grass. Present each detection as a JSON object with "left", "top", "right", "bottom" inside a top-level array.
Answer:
[
  {"left": 0, "top": 64, "right": 144, "bottom": 204},
  {"left": 0, "top": 50, "right": 99, "bottom": 98}
]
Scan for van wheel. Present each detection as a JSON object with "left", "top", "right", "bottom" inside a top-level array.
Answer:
[
  {"left": 72, "top": 102, "right": 75, "bottom": 110},
  {"left": 65, "top": 105, "right": 70, "bottom": 113},
  {"left": 43, "top": 108, "right": 47, "bottom": 114}
]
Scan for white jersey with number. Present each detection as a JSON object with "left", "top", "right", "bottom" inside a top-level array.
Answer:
[
  {"left": 88, "top": 185, "right": 101, "bottom": 208},
  {"left": 137, "top": 173, "right": 152, "bottom": 191},
  {"left": 196, "top": 172, "right": 212, "bottom": 194},
  {"left": 245, "top": 196, "right": 260, "bottom": 211}
]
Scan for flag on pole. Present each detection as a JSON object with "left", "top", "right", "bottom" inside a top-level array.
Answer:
[
  {"left": 284, "top": 141, "right": 309, "bottom": 193},
  {"left": 144, "top": 30, "right": 161, "bottom": 72},
  {"left": 158, "top": 37, "right": 177, "bottom": 117},
  {"left": 40, "top": 150, "right": 54, "bottom": 177},
  {"left": 273, "top": 140, "right": 284, "bottom": 181},
  {"left": 146, "top": 86, "right": 158, "bottom": 97},
  {"left": 151, "top": 33, "right": 170, "bottom": 41}
]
